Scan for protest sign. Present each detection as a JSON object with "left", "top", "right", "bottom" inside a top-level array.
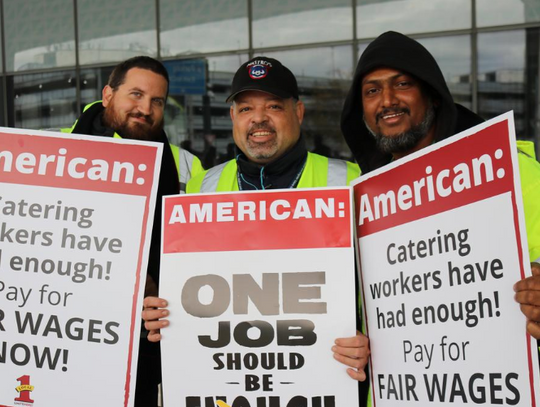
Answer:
[
  {"left": 0, "top": 128, "right": 162, "bottom": 406},
  {"left": 353, "top": 112, "right": 540, "bottom": 406},
  {"left": 160, "top": 188, "right": 359, "bottom": 407}
]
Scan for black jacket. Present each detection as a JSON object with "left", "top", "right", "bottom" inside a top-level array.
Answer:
[
  {"left": 236, "top": 135, "right": 308, "bottom": 190},
  {"left": 71, "top": 102, "right": 180, "bottom": 288},
  {"left": 340, "top": 31, "right": 484, "bottom": 174}
]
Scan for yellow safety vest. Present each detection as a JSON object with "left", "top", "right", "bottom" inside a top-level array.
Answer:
[
  {"left": 517, "top": 140, "right": 540, "bottom": 262},
  {"left": 187, "top": 152, "right": 360, "bottom": 193}
]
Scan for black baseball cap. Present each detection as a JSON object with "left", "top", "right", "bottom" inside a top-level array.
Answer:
[{"left": 226, "top": 56, "right": 299, "bottom": 102}]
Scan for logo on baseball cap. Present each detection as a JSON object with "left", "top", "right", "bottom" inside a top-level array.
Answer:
[
  {"left": 227, "top": 56, "right": 299, "bottom": 102},
  {"left": 247, "top": 60, "right": 272, "bottom": 79}
]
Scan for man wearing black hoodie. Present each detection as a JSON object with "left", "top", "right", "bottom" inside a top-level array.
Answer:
[{"left": 341, "top": 31, "right": 540, "bottom": 343}]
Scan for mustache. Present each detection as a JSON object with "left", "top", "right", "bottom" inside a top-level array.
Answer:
[
  {"left": 129, "top": 112, "right": 154, "bottom": 125},
  {"left": 375, "top": 107, "right": 410, "bottom": 124},
  {"left": 248, "top": 123, "right": 275, "bottom": 134}
]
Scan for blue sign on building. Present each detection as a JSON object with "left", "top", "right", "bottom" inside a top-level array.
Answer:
[{"left": 163, "top": 59, "right": 206, "bottom": 95}]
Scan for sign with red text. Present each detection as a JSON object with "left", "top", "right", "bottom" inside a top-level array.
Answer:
[
  {"left": 0, "top": 127, "right": 162, "bottom": 407},
  {"left": 353, "top": 112, "right": 540, "bottom": 407},
  {"left": 160, "top": 188, "right": 359, "bottom": 407}
]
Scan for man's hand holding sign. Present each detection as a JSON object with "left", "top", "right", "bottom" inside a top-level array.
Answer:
[
  {"left": 515, "top": 262, "right": 540, "bottom": 339},
  {"left": 143, "top": 296, "right": 370, "bottom": 381}
]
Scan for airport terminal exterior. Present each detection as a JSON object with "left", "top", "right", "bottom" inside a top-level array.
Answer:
[{"left": 1, "top": 0, "right": 539, "bottom": 161}]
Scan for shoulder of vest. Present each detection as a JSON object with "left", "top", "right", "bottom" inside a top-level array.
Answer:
[
  {"left": 517, "top": 140, "right": 537, "bottom": 160},
  {"left": 187, "top": 161, "right": 228, "bottom": 193},
  {"left": 205, "top": 160, "right": 235, "bottom": 179}
]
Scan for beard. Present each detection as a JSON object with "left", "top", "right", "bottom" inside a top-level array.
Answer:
[
  {"left": 364, "top": 104, "right": 435, "bottom": 154},
  {"left": 244, "top": 122, "right": 278, "bottom": 161},
  {"left": 102, "top": 101, "right": 163, "bottom": 141}
]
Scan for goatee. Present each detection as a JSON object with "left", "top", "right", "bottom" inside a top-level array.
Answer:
[{"left": 364, "top": 105, "right": 435, "bottom": 154}]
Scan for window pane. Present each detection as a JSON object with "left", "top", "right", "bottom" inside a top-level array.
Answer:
[
  {"left": 78, "top": 0, "right": 157, "bottom": 65},
  {"left": 260, "top": 46, "right": 355, "bottom": 159},
  {"left": 477, "top": 29, "right": 538, "bottom": 143},
  {"left": 356, "top": 0, "right": 470, "bottom": 39},
  {"left": 80, "top": 67, "right": 114, "bottom": 111},
  {"left": 252, "top": 0, "right": 353, "bottom": 48},
  {"left": 416, "top": 35, "right": 472, "bottom": 110},
  {"left": 7, "top": 71, "right": 77, "bottom": 129},
  {"left": 477, "top": 0, "right": 540, "bottom": 27},
  {"left": 160, "top": 0, "right": 248, "bottom": 56},
  {"left": 0, "top": 81, "right": 5, "bottom": 126},
  {"left": 3, "top": 0, "right": 75, "bottom": 72},
  {"left": 166, "top": 54, "right": 248, "bottom": 168}
]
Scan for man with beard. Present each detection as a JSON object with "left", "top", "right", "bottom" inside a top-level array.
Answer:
[
  {"left": 143, "top": 56, "right": 371, "bottom": 394},
  {"left": 341, "top": 31, "right": 540, "bottom": 350},
  {"left": 62, "top": 56, "right": 202, "bottom": 407},
  {"left": 186, "top": 56, "right": 360, "bottom": 192}
]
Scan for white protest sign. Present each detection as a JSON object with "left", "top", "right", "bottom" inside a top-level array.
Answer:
[
  {"left": 0, "top": 128, "right": 162, "bottom": 406},
  {"left": 160, "top": 188, "right": 358, "bottom": 407},
  {"left": 353, "top": 112, "right": 540, "bottom": 406}
]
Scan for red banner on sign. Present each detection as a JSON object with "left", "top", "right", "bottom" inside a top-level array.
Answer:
[
  {"left": 163, "top": 188, "right": 352, "bottom": 253},
  {"left": 0, "top": 131, "right": 158, "bottom": 195},
  {"left": 355, "top": 121, "right": 514, "bottom": 238}
]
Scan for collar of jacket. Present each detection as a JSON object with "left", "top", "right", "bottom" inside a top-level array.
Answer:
[{"left": 236, "top": 134, "right": 308, "bottom": 189}]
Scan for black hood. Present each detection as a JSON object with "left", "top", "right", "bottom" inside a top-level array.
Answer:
[{"left": 341, "top": 31, "right": 482, "bottom": 173}]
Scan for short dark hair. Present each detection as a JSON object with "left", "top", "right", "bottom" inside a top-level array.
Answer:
[{"left": 107, "top": 56, "right": 169, "bottom": 93}]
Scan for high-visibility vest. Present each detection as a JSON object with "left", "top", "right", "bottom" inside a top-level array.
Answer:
[
  {"left": 58, "top": 101, "right": 203, "bottom": 193},
  {"left": 187, "top": 152, "right": 360, "bottom": 193},
  {"left": 170, "top": 144, "right": 204, "bottom": 192},
  {"left": 517, "top": 140, "right": 540, "bottom": 262}
]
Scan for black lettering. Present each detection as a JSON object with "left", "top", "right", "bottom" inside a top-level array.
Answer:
[
  {"left": 235, "top": 321, "right": 274, "bottom": 348},
  {"left": 199, "top": 321, "right": 230, "bottom": 348},
  {"left": 277, "top": 320, "right": 317, "bottom": 346},
  {"left": 213, "top": 353, "right": 225, "bottom": 370},
  {"left": 506, "top": 373, "right": 520, "bottom": 405}
]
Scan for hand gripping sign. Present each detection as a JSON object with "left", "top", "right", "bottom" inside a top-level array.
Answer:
[
  {"left": 353, "top": 112, "right": 540, "bottom": 407},
  {"left": 160, "top": 188, "right": 359, "bottom": 407},
  {"left": 0, "top": 128, "right": 162, "bottom": 407}
]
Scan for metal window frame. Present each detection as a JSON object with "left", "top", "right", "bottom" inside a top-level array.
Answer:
[{"left": 0, "top": 0, "right": 539, "bottom": 129}]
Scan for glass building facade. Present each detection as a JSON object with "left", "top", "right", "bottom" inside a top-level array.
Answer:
[{"left": 2, "top": 0, "right": 540, "bottom": 163}]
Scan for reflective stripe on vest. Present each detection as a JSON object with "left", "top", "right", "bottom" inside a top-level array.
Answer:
[
  {"left": 189, "top": 152, "right": 360, "bottom": 193},
  {"left": 327, "top": 158, "right": 348, "bottom": 186},
  {"left": 170, "top": 144, "right": 204, "bottom": 193}
]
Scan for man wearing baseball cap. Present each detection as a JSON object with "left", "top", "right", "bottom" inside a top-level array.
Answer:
[
  {"left": 143, "top": 57, "right": 370, "bottom": 389},
  {"left": 187, "top": 56, "right": 360, "bottom": 192}
]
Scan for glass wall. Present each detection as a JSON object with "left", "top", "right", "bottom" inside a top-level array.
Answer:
[
  {"left": 416, "top": 35, "right": 472, "bottom": 109},
  {"left": 477, "top": 0, "right": 540, "bottom": 27},
  {"left": 0, "top": 0, "right": 539, "bottom": 162},
  {"left": 477, "top": 28, "right": 540, "bottom": 140},
  {"left": 356, "top": 0, "right": 471, "bottom": 38},
  {"left": 252, "top": 0, "right": 353, "bottom": 48},
  {"left": 77, "top": 0, "right": 158, "bottom": 65},
  {"left": 160, "top": 0, "right": 248, "bottom": 56},
  {"left": 4, "top": 0, "right": 75, "bottom": 72},
  {"left": 7, "top": 70, "right": 77, "bottom": 129}
]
